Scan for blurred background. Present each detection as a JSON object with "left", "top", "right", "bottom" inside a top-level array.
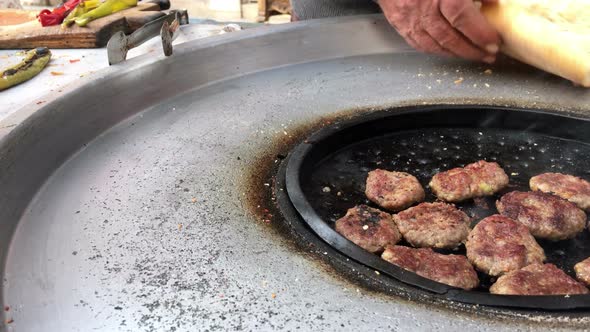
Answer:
[{"left": 19, "top": 0, "right": 293, "bottom": 23}]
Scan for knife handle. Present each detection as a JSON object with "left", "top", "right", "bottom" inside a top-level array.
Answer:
[{"left": 127, "top": 11, "right": 178, "bottom": 48}]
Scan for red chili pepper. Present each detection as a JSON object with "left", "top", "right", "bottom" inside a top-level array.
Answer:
[{"left": 38, "top": 0, "right": 82, "bottom": 27}]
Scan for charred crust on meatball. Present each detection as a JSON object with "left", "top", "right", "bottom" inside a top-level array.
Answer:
[
  {"left": 496, "top": 191, "right": 586, "bottom": 241},
  {"left": 530, "top": 172, "right": 590, "bottom": 211},
  {"left": 335, "top": 205, "right": 402, "bottom": 253},
  {"left": 465, "top": 215, "right": 545, "bottom": 276}
]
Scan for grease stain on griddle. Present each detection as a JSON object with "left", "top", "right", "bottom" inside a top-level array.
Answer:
[
  {"left": 240, "top": 105, "right": 590, "bottom": 329},
  {"left": 241, "top": 107, "right": 397, "bottom": 287},
  {"left": 243, "top": 112, "right": 349, "bottom": 230}
]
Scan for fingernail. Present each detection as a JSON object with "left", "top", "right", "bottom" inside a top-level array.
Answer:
[
  {"left": 485, "top": 43, "right": 499, "bottom": 54},
  {"left": 483, "top": 56, "right": 496, "bottom": 64}
]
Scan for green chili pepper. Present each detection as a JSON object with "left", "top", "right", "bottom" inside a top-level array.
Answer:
[
  {"left": 74, "top": 0, "right": 137, "bottom": 27},
  {"left": 0, "top": 47, "right": 52, "bottom": 91},
  {"left": 61, "top": 0, "right": 101, "bottom": 28}
]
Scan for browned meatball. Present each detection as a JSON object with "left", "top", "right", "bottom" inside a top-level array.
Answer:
[
  {"left": 365, "top": 169, "right": 425, "bottom": 211},
  {"left": 393, "top": 202, "right": 471, "bottom": 249},
  {"left": 490, "top": 263, "right": 589, "bottom": 295},
  {"left": 382, "top": 245, "right": 479, "bottom": 290},
  {"left": 574, "top": 257, "right": 590, "bottom": 286},
  {"left": 496, "top": 191, "right": 587, "bottom": 241},
  {"left": 530, "top": 173, "right": 590, "bottom": 211},
  {"left": 335, "top": 205, "right": 401, "bottom": 253},
  {"left": 465, "top": 215, "right": 545, "bottom": 276},
  {"left": 429, "top": 160, "right": 509, "bottom": 202}
]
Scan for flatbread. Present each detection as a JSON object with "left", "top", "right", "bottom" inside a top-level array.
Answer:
[{"left": 481, "top": 0, "right": 590, "bottom": 87}]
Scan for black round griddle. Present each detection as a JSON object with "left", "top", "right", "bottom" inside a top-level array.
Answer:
[{"left": 284, "top": 105, "right": 590, "bottom": 310}]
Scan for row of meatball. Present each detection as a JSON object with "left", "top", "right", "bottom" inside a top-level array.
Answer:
[{"left": 335, "top": 160, "right": 590, "bottom": 295}]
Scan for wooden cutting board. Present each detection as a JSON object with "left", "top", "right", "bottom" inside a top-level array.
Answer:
[{"left": 0, "top": 2, "right": 165, "bottom": 49}]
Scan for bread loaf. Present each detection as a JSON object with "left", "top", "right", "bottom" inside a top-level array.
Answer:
[{"left": 481, "top": 0, "right": 590, "bottom": 87}]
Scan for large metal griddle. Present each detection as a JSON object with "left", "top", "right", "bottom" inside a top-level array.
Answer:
[
  {"left": 283, "top": 105, "right": 590, "bottom": 310},
  {"left": 2, "top": 15, "right": 590, "bottom": 332}
]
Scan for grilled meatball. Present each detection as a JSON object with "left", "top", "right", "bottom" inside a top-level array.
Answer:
[
  {"left": 490, "top": 263, "right": 589, "bottom": 295},
  {"left": 335, "top": 205, "right": 401, "bottom": 253},
  {"left": 429, "top": 160, "right": 509, "bottom": 202},
  {"left": 465, "top": 215, "right": 545, "bottom": 276},
  {"left": 393, "top": 202, "right": 471, "bottom": 249},
  {"left": 530, "top": 173, "right": 590, "bottom": 211},
  {"left": 382, "top": 245, "right": 479, "bottom": 290},
  {"left": 574, "top": 257, "right": 590, "bottom": 286},
  {"left": 365, "top": 169, "right": 425, "bottom": 211},
  {"left": 496, "top": 191, "right": 587, "bottom": 241}
]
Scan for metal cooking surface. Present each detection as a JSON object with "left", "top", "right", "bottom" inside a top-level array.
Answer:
[
  {"left": 288, "top": 107, "right": 590, "bottom": 307},
  {"left": 2, "top": 15, "right": 590, "bottom": 331}
]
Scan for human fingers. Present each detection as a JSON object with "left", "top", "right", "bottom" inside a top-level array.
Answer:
[
  {"left": 408, "top": 29, "right": 455, "bottom": 57},
  {"left": 379, "top": 0, "right": 454, "bottom": 57},
  {"left": 422, "top": 1, "right": 495, "bottom": 62},
  {"left": 439, "top": 0, "right": 501, "bottom": 55}
]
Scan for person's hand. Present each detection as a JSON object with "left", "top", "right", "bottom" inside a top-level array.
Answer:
[{"left": 378, "top": 0, "right": 501, "bottom": 63}]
